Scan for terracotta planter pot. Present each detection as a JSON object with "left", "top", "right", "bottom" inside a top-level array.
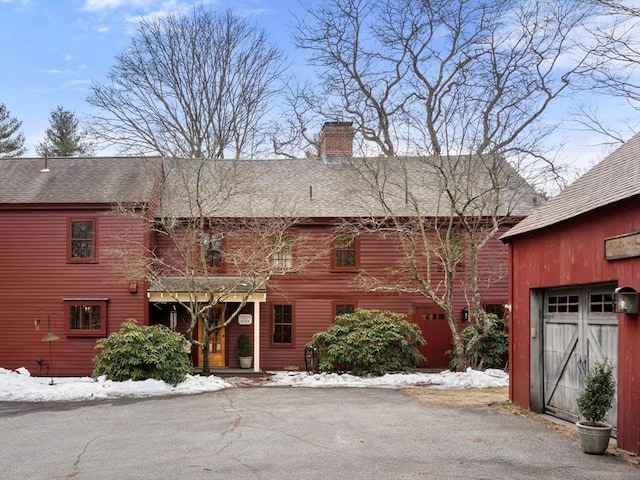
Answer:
[{"left": 575, "top": 421, "right": 612, "bottom": 455}]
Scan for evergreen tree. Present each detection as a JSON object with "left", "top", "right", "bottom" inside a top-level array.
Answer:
[
  {"left": 36, "top": 106, "right": 92, "bottom": 157},
  {"left": 0, "top": 103, "right": 27, "bottom": 157}
]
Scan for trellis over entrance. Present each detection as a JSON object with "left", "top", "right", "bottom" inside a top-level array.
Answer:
[{"left": 147, "top": 277, "right": 267, "bottom": 372}]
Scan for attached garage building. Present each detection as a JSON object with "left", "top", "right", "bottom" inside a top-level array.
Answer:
[{"left": 501, "top": 133, "right": 640, "bottom": 455}]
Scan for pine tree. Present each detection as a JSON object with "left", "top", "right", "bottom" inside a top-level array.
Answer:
[
  {"left": 36, "top": 106, "right": 92, "bottom": 157},
  {"left": 0, "top": 103, "right": 27, "bottom": 157}
]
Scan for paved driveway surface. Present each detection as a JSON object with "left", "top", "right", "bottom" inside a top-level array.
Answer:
[{"left": 1, "top": 387, "right": 638, "bottom": 480}]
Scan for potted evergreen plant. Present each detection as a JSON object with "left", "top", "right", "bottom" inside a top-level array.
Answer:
[
  {"left": 237, "top": 333, "right": 252, "bottom": 369},
  {"left": 575, "top": 360, "right": 616, "bottom": 454}
]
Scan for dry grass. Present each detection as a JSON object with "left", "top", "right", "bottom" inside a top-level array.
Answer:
[{"left": 405, "top": 386, "right": 639, "bottom": 467}]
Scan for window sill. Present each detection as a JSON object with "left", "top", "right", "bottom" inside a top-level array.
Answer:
[{"left": 66, "top": 331, "right": 107, "bottom": 338}]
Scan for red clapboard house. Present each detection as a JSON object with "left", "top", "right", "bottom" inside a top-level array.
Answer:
[
  {"left": 0, "top": 123, "right": 538, "bottom": 378},
  {"left": 0, "top": 157, "right": 163, "bottom": 377},
  {"left": 501, "top": 132, "right": 640, "bottom": 455}
]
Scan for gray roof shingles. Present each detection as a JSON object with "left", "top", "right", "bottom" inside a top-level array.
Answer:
[
  {"left": 502, "top": 132, "right": 640, "bottom": 241},
  {"left": 158, "top": 155, "right": 539, "bottom": 219},
  {"left": 0, "top": 154, "right": 538, "bottom": 219},
  {"left": 0, "top": 157, "right": 163, "bottom": 205}
]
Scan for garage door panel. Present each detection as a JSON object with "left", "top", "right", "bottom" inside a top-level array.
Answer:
[{"left": 543, "top": 285, "right": 617, "bottom": 428}]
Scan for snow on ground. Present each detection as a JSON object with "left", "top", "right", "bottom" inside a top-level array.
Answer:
[{"left": 0, "top": 367, "right": 508, "bottom": 402}]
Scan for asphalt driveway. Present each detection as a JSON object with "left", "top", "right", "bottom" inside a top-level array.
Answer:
[{"left": 1, "top": 387, "right": 638, "bottom": 480}]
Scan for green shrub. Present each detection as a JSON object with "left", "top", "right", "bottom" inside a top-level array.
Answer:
[
  {"left": 309, "top": 309, "right": 425, "bottom": 376},
  {"left": 237, "top": 333, "right": 252, "bottom": 357},
  {"left": 577, "top": 360, "right": 615, "bottom": 425},
  {"left": 448, "top": 313, "right": 508, "bottom": 371},
  {"left": 93, "top": 320, "right": 192, "bottom": 385}
]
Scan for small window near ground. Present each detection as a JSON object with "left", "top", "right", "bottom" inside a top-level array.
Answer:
[
  {"left": 334, "top": 303, "right": 355, "bottom": 318},
  {"left": 68, "top": 219, "right": 96, "bottom": 262},
  {"left": 272, "top": 304, "right": 293, "bottom": 345},
  {"left": 64, "top": 299, "right": 107, "bottom": 336},
  {"left": 485, "top": 304, "right": 505, "bottom": 319}
]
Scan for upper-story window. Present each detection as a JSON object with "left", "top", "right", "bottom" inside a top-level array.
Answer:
[
  {"left": 68, "top": 219, "right": 97, "bottom": 263},
  {"left": 202, "top": 232, "right": 224, "bottom": 270},
  {"left": 273, "top": 233, "right": 293, "bottom": 270},
  {"left": 333, "top": 235, "right": 358, "bottom": 270}
]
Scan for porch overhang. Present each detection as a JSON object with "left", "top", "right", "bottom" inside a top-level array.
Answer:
[
  {"left": 146, "top": 276, "right": 267, "bottom": 303},
  {"left": 146, "top": 276, "right": 266, "bottom": 373}
]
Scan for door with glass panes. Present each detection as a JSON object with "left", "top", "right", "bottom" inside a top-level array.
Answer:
[{"left": 543, "top": 284, "right": 617, "bottom": 427}]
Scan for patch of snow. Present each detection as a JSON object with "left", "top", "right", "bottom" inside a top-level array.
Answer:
[{"left": 0, "top": 367, "right": 508, "bottom": 402}]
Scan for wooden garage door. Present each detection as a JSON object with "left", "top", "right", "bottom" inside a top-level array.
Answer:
[{"left": 543, "top": 285, "right": 617, "bottom": 427}]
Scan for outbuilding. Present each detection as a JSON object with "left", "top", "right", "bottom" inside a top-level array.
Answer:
[{"left": 501, "top": 133, "right": 640, "bottom": 455}]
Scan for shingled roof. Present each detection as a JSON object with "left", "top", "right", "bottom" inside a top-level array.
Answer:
[
  {"left": 0, "top": 154, "right": 539, "bottom": 218},
  {"left": 158, "top": 155, "right": 540, "bottom": 219},
  {"left": 502, "top": 132, "right": 640, "bottom": 241},
  {"left": 0, "top": 157, "right": 162, "bottom": 205}
]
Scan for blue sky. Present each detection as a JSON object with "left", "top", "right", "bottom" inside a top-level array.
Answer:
[
  {"left": 0, "top": 0, "right": 306, "bottom": 156},
  {"left": 0, "top": 0, "right": 637, "bottom": 171}
]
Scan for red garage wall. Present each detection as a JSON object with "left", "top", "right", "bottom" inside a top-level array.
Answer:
[{"left": 506, "top": 199, "right": 640, "bottom": 454}]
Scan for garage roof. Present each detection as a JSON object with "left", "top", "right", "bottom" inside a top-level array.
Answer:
[{"left": 502, "top": 131, "right": 640, "bottom": 241}]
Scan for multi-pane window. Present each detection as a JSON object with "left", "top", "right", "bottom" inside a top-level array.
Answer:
[
  {"left": 273, "top": 304, "right": 293, "bottom": 344},
  {"left": 590, "top": 293, "right": 614, "bottom": 313},
  {"left": 547, "top": 295, "right": 580, "bottom": 314},
  {"left": 69, "top": 219, "right": 96, "bottom": 262},
  {"left": 202, "top": 233, "right": 223, "bottom": 269},
  {"left": 273, "top": 234, "right": 293, "bottom": 270},
  {"left": 485, "top": 304, "right": 505, "bottom": 319},
  {"left": 334, "top": 303, "right": 355, "bottom": 318},
  {"left": 333, "top": 235, "right": 357, "bottom": 269},
  {"left": 65, "top": 299, "right": 107, "bottom": 336}
]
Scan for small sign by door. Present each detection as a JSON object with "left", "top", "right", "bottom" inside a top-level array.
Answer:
[{"left": 238, "top": 314, "right": 252, "bottom": 325}]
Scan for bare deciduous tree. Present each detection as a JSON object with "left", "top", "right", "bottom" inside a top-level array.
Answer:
[
  {"left": 574, "top": 0, "right": 640, "bottom": 144},
  {"left": 295, "top": 0, "right": 598, "bottom": 369},
  {"left": 111, "top": 157, "right": 320, "bottom": 375},
  {"left": 88, "top": 7, "right": 286, "bottom": 159}
]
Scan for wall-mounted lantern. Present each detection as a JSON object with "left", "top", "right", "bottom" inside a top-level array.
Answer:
[{"left": 613, "top": 287, "right": 639, "bottom": 315}]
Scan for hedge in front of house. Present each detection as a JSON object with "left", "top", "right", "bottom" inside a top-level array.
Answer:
[
  {"left": 309, "top": 309, "right": 426, "bottom": 376},
  {"left": 93, "top": 320, "right": 192, "bottom": 385}
]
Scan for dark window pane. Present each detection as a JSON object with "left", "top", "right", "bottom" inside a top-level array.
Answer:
[
  {"left": 273, "top": 305, "right": 293, "bottom": 344},
  {"left": 71, "top": 221, "right": 94, "bottom": 259},
  {"left": 335, "top": 304, "right": 355, "bottom": 317}
]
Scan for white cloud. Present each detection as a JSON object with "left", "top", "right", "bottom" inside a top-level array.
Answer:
[
  {"left": 82, "top": 0, "right": 154, "bottom": 12},
  {"left": 42, "top": 69, "right": 63, "bottom": 75}
]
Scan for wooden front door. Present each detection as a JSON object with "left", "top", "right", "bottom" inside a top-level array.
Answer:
[
  {"left": 413, "top": 304, "right": 452, "bottom": 368},
  {"left": 543, "top": 285, "right": 617, "bottom": 427},
  {"left": 197, "top": 305, "right": 226, "bottom": 367}
]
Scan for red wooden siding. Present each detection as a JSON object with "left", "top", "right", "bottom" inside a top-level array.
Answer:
[
  {"left": 253, "top": 225, "right": 511, "bottom": 371},
  {"left": 0, "top": 208, "right": 150, "bottom": 376},
  {"left": 507, "top": 199, "right": 640, "bottom": 455}
]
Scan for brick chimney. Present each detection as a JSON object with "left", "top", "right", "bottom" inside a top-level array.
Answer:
[{"left": 319, "top": 121, "right": 354, "bottom": 163}]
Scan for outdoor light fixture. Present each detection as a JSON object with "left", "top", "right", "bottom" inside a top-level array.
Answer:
[
  {"left": 34, "top": 310, "right": 59, "bottom": 385},
  {"left": 170, "top": 305, "right": 178, "bottom": 331},
  {"left": 613, "top": 287, "right": 639, "bottom": 315}
]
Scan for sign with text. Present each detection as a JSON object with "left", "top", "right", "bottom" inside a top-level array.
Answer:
[
  {"left": 605, "top": 231, "right": 640, "bottom": 260},
  {"left": 238, "top": 314, "right": 253, "bottom": 325}
]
